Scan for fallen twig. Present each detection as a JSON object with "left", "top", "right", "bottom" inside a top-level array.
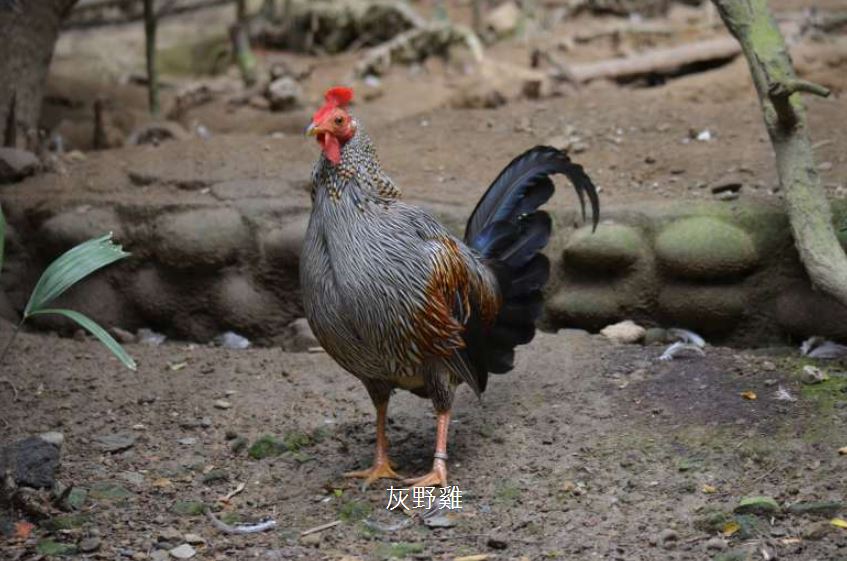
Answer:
[
  {"left": 300, "top": 519, "right": 341, "bottom": 536},
  {"left": 552, "top": 36, "right": 742, "bottom": 84},
  {"left": 0, "top": 377, "right": 18, "bottom": 400},
  {"left": 355, "top": 22, "right": 483, "bottom": 77},
  {"left": 205, "top": 508, "right": 277, "bottom": 535},
  {"left": 219, "top": 481, "right": 246, "bottom": 503}
]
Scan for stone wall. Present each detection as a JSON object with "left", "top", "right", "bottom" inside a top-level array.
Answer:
[
  {"left": 1, "top": 144, "right": 845, "bottom": 346},
  {"left": 542, "top": 200, "right": 847, "bottom": 345}
]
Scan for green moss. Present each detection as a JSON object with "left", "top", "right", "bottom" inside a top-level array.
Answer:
[
  {"left": 374, "top": 542, "right": 425, "bottom": 559},
  {"left": 735, "top": 496, "right": 781, "bottom": 515},
  {"left": 43, "top": 514, "right": 90, "bottom": 531},
  {"left": 248, "top": 435, "right": 287, "bottom": 459},
  {"left": 655, "top": 217, "right": 758, "bottom": 280},
  {"left": 494, "top": 482, "right": 522, "bottom": 506},
  {"left": 88, "top": 481, "right": 132, "bottom": 502},
  {"left": 37, "top": 539, "right": 78, "bottom": 556},
  {"left": 339, "top": 500, "right": 372, "bottom": 522},
  {"left": 563, "top": 223, "right": 646, "bottom": 273},
  {"left": 172, "top": 500, "right": 206, "bottom": 516}
]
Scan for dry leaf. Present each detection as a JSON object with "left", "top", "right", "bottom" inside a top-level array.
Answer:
[
  {"left": 778, "top": 537, "right": 801, "bottom": 545},
  {"left": 454, "top": 555, "right": 489, "bottom": 561},
  {"left": 562, "top": 480, "right": 576, "bottom": 492},
  {"left": 152, "top": 477, "right": 173, "bottom": 488},
  {"left": 14, "top": 521, "right": 34, "bottom": 540},
  {"left": 701, "top": 484, "right": 717, "bottom": 494},
  {"left": 831, "top": 518, "right": 847, "bottom": 529},
  {"left": 168, "top": 361, "right": 188, "bottom": 371},
  {"left": 722, "top": 521, "right": 740, "bottom": 536},
  {"left": 740, "top": 391, "right": 757, "bottom": 400}
]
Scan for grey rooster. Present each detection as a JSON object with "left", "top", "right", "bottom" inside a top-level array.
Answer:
[{"left": 302, "top": 87, "right": 599, "bottom": 487}]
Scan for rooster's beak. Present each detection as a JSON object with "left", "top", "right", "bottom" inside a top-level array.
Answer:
[{"left": 305, "top": 123, "right": 320, "bottom": 137}]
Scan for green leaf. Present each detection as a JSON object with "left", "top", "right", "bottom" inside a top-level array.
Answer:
[
  {"left": 29, "top": 308, "right": 136, "bottom": 371},
  {"left": 24, "top": 233, "right": 129, "bottom": 316}
]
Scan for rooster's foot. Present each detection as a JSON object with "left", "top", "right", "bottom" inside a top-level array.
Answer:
[
  {"left": 404, "top": 459, "right": 447, "bottom": 488},
  {"left": 344, "top": 461, "right": 401, "bottom": 486}
]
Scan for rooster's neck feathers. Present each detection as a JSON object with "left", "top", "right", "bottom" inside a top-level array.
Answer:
[{"left": 311, "top": 126, "right": 402, "bottom": 204}]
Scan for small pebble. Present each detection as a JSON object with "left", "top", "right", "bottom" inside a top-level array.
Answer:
[
  {"left": 79, "top": 536, "right": 101, "bottom": 553},
  {"left": 705, "top": 537, "right": 727, "bottom": 551},
  {"left": 214, "top": 399, "right": 232, "bottom": 410},
  {"left": 169, "top": 544, "right": 196, "bottom": 559}
]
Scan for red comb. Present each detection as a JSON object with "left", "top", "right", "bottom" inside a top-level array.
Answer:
[{"left": 324, "top": 86, "right": 353, "bottom": 107}]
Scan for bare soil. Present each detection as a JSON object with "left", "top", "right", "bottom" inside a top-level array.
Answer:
[
  {"left": 1, "top": 325, "right": 846, "bottom": 560},
  {"left": 2, "top": 1, "right": 847, "bottom": 559}
]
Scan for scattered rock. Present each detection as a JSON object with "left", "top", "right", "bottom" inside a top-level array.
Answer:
[
  {"left": 138, "top": 328, "right": 167, "bottom": 346},
  {"left": 128, "top": 121, "right": 191, "bottom": 146},
  {"left": 734, "top": 496, "right": 781, "bottom": 516},
  {"left": 299, "top": 532, "right": 321, "bottom": 547},
  {"left": 266, "top": 77, "right": 302, "bottom": 112},
  {"left": 230, "top": 436, "right": 248, "bottom": 454},
  {"left": 169, "top": 543, "right": 197, "bottom": 559},
  {"left": 214, "top": 399, "right": 232, "bottom": 410},
  {"left": 38, "top": 431, "right": 64, "bottom": 448},
  {"left": 95, "top": 433, "right": 137, "bottom": 453},
  {"left": 151, "top": 551, "right": 170, "bottom": 561},
  {"left": 657, "top": 528, "right": 678, "bottom": 549},
  {"left": 111, "top": 326, "right": 137, "bottom": 344},
  {"left": 79, "top": 536, "right": 101, "bottom": 553},
  {"left": 184, "top": 533, "right": 205, "bottom": 545},
  {"left": 486, "top": 537, "right": 508, "bottom": 550},
  {"left": 159, "top": 527, "right": 182, "bottom": 542},
  {"left": 0, "top": 147, "right": 40, "bottom": 184},
  {"left": 0, "top": 436, "right": 62, "bottom": 489},
  {"left": 485, "top": 1, "right": 522, "bottom": 36},
  {"left": 216, "top": 331, "right": 250, "bottom": 349},
  {"left": 705, "top": 537, "right": 727, "bottom": 551},
  {"left": 801, "top": 365, "right": 828, "bottom": 385},
  {"left": 601, "top": 320, "right": 646, "bottom": 344}
]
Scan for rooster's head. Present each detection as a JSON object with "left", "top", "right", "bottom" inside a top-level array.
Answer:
[{"left": 307, "top": 86, "right": 356, "bottom": 165}]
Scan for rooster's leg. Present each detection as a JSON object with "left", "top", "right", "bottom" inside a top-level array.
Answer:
[
  {"left": 404, "top": 409, "right": 450, "bottom": 488},
  {"left": 344, "top": 400, "right": 401, "bottom": 485}
]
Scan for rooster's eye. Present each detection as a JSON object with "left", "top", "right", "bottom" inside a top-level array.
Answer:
[{"left": 334, "top": 116, "right": 344, "bottom": 125}]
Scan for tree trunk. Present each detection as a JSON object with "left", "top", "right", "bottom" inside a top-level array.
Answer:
[
  {"left": 712, "top": 0, "right": 847, "bottom": 308},
  {"left": 0, "top": 0, "right": 79, "bottom": 149}
]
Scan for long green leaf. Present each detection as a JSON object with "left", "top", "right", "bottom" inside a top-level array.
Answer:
[
  {"left": 29, "top": 308, "right": 137, "bottom": 371},
  {"left": 0, "top": 203, "right": 5, "bottom": 278},
  {"left": 24, "top": 233, "right": 129, "bottom": 317}
]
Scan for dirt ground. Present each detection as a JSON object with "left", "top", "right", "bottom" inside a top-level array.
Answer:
[
  {"left": 1, "top": 324, "right": 846, "bottom": 560},
  {"left": 3, "top": 0, "right": 847, "bottom": 559}
]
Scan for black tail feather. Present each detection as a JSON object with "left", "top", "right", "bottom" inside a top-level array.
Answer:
[{"left": 463, "top": 146, "right": 600, "bottom": 378}]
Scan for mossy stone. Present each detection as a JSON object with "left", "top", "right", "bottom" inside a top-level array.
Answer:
[
  {"left": 734, "top": 496, "right": 781, "bottom": 516},
  {"left": 655, "top": 217, "right": 758, "bottom": 280},
  {"left": 786, "top": 500, "right": 842, "bottom": 517},
  {"left": 562, "top": 223, "right": 646, "bottom": 274},
  {"left": 546, "top": 286, "right": 622, "bottom": 330},
  {"left": 658, "top": 285, "right": 746, "bottom": 333}
]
